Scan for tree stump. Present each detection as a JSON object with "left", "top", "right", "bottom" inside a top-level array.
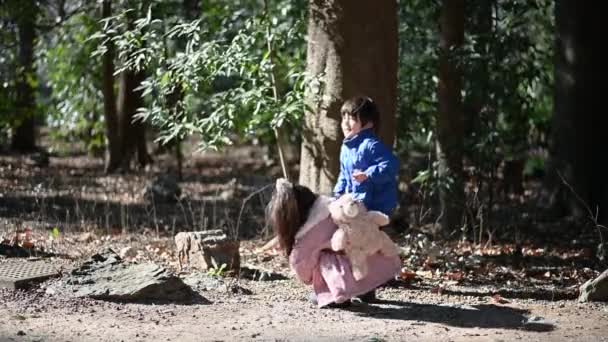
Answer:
[
  {"left": 175, "top": 230, "right": 240, "bottom": 272},
  {"left": 579, "top": 269, "right": 608, "bottom": 302}
]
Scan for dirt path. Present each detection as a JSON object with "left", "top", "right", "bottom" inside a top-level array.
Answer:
[{"left": 1, "top": 279, "right": 607, "bottom": 342}]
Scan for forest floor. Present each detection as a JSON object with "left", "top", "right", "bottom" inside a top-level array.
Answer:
[{"left": 1, "top": 140, "right": 607, "bottom": 341}]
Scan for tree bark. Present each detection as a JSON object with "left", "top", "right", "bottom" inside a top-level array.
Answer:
[
  {"left": 436, "top": 0, "right": 465, "bottom": 233},
  {"left": 101, "top": 0, "right": 121, "bottom": 172},
  {"left": 104, "top": 1, "right": 151, "bottom": 173},
  {"left": 11, "top": 1, "right": 38, "bottom": 152},
  {"left": 299, "top": 0, "right": 398, "bottom": 194},
  {"left": 464, "top": 1, "right": 493, "bottom": 138},
  {"left": 116, "top": 68, "right": 151, "bottom": 170},
  {"left": 544, "top": 1, "right": 604, "bottom": 223}
]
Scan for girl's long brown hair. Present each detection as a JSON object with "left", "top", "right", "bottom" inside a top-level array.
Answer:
[{"left": 266, "top": 179, "right": 318, "bottom": 256}]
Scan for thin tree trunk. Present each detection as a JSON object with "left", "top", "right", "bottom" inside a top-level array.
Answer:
[
  {"left": 116, "top": 69, "right": 151, "bottom": 171},
  {"left": 112, "top": 2, "right": 151, "bottom": 172},
  {"left": 436, "top": 0, "right": 465, "bottom": 233},
  {"left": 299, "top": 0, "right": 398, "bottom": 194},
  {"left": 464, "top": 1, "right": 493, "bottom": 137},
  {"left": 11, "top": 1, "right": 38, "bottom": 152},
  {"left": 101, "top": 0, "right": 121, "bottom": 172}
]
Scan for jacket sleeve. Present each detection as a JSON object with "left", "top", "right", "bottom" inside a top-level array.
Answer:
[
  {"left": 333, "top": 148, "right": 347, "bottom": 197},
  {"left": 363, "top": 140, "right": 399, "bottom": 185}
]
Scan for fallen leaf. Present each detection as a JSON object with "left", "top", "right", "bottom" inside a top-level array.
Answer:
[
  {"left": 416, "top": 270, "right": 433, "bottom": 279},
  {"left": 492, "top": 294, "right": 510, "bottom": 304},
  {"left": 445, "top": 271, "right": 464, "bottom": 281},
  {"left": 21, "top": 240, "right": 34, "bottom": 249},
  {"left": 399, "top": 269, "right": 417, "bottom": 281},
  {"left": 430, "top": 286, "right": 443, "bottom": 295}
]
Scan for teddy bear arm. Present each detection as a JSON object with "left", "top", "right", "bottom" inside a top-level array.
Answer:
[
  {"left": 330, "top": 228, "right": 347, "bottom": 251},
  {"left": 365, "top": 211, "right": 390, "bottom": 226}
]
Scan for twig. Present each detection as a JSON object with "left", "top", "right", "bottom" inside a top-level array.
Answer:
[
  {"left": 235, "top": 183, "right": 273, "bottom": 238},
  {"left": 557, "top": 171, "right": 606, "bottom": 247},
  {"left": 262, "top": 0, "right": 290, "bottom": 181}
]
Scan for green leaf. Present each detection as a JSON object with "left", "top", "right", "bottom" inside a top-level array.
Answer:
[
  {"left": 51, "top": 227, "right": 60, "bottom": 239},
  {"left": 412, "top": 170, "right": 430, "bottom": 184}
]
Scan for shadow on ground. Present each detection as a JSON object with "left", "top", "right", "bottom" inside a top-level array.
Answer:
[{"left": 349, "top": 300, "right": 555, "bottom": 332}]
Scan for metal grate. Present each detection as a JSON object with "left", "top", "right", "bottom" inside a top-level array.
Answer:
[{"left": 0, "top": 261, "right": 59, "bottom": 290}]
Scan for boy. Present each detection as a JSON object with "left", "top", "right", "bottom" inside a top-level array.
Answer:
[
  {"left": 332, "top": 96, "right": 399, "bottom": 304},
  {"left": 334, "top": 96, "right": 399, "bottom": 217}
]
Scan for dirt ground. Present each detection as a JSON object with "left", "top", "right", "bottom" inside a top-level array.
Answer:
[
  {"left": 1, "top": 143, "right": 608, "bottom": 341},
  {"left": 1, "top": 274, "right": 607, "bottom": 342}
]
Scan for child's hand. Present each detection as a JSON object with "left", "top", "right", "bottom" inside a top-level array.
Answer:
[{"left": 352, "top": 170, "right": 368, "bottom": 183}]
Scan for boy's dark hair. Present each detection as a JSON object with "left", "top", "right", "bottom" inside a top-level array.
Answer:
[{"left": 341, "top": 96, "right": 380, "bottom": 130}]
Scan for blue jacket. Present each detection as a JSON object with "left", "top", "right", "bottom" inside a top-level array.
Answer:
[{"left": 333, "top": 128, "right": 399, "bottom": 216}]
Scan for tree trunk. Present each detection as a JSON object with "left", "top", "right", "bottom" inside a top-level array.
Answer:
[
  {"left": 299, "top": 0, "right": 398, "bottom": 194},
  {"left": 105, "top": 2, "right": 151, "bottom": 173},
  {"left": 101, "top": 0, "right": 121, "bottom": 172},
  {"left": 116, "top": 69, "right": 151, "bottom": 170},
  {"left": 464, "top": 1, "right": 493, "bottom": 138},
  {"left": 544, "top": 1, "right": 604, "bottom": 223},
  {"left": 11, "top": 1, "right": 38, "bottom": 152},
  {"left": 436, "top": 0, "right": 465, "bottom": 233}
]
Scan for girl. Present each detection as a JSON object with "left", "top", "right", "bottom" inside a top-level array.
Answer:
[{"left": 266, "top": 178, "right": 400, "bottom": 308}]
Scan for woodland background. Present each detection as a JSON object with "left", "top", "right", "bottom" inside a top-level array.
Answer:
[{"left": 1, "top": 0, "right": 606, "bottom": 303}]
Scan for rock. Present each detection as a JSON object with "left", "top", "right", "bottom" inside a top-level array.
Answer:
[
  {"left": 239, "top": 266, "right": 287, "bottom": 281},
  {"left": 522, "top": 316, "right": 556, "bottom": 332},
  {"left": 118, "top": 246, "right": 137, "bottom": 259},
  {"left": 175, "top": 230, "right": 240, "bottom": 272},
  {"left": 143, "top": 174, "right": 181, "bottom": 203},
  {"left": 182, "top": 273, "right": 224, "bottom": 291},
  {"left": 29, "top": 151, "right": 49, "bottom": 167},
  {"left": 579, "top": 269, "right": 608, "bottom": 302},
  {"left": 227, "top": 282, "right": 252, "bottom": 295},
  {"left": 68, "top": 248, "right": 200, "bottom": 303}
]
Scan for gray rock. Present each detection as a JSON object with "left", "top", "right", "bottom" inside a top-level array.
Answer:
[
  {"left": 522, "top": 316, "right": 556, "bottom": 332},
  {"left": 182, "top": 273, "right": 224, "bottom": 291},
  {"left": 68, "top": 248, "right": 200, "bottom": 303},
  {"left": 143, "top": 175, "right": 181, "bottom": 203},
  {"left": 579, "top": 269, "right": 608, "bottom": 302}
]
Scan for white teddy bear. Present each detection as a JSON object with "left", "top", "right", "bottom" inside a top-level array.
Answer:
[{"left": 328, "top": 193, "right": 400, "bottom": 281}]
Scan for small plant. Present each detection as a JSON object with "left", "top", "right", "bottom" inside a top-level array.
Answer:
[{"left": 207, "top": 263, "right": 228, "bottom": 277}]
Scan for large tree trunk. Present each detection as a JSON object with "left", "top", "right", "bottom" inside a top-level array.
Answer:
[
  {"left": 299, "top": 0, "right": 398, "bottom": 194},
  {"left": 101, "top": 0, "right": 121, "bottom": 172},
  {"left": 436, "top": 0, "right": 465, "bottom": 233},
  {"left": 544, "top": 1, "right": 604, "bottom": 223},
  {"left": 11, "top": 1, "right": 38, "bottom": 152}
]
